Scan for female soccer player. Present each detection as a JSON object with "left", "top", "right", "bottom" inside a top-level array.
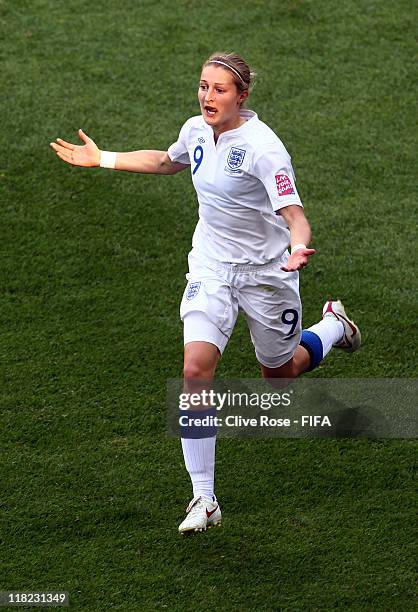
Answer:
[{"left": 51, "top": 52, "right": 360, "bottom": 535}]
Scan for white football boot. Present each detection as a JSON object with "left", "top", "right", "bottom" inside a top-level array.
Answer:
[
  {"left": 323, "top": 300, "right": 361, "bottom": 352},
  {"left": 178, "top": 496, "right": 222, "bottom": 535}
]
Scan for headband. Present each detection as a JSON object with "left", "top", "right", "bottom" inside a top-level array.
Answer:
[{"left": 207, "top": 60, "right": 246, "bottom": 85}]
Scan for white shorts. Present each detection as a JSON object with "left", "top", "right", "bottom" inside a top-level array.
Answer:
[{"left": 180, "top": 249, "right": 302, "bottom": 368}]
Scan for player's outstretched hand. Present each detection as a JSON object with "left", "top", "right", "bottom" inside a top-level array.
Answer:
[
  {"left": 50, "top": 129, "right": 100, "bottom": 167},
  {"left": 281, "top": 248, "right": 316, "bottom": 272}
]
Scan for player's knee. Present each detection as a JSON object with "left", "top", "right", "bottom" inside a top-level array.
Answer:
[
  {"left": 183, "top": 358, "right": 215, "bottom": 382},
  {"left": 260, "top": 360, "right": 298, "bottom": 386}
]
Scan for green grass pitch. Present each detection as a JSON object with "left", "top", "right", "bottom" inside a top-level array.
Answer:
[{"left": 0, "top": 0, "right": 417, "bottom": 610}]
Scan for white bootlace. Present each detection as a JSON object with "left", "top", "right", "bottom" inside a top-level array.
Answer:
[{"left": 186, "top": 496, "right": 204, "bottom": 515}]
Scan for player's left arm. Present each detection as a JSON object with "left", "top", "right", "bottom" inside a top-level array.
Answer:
[{"left": 278, "top": 205, "right": 316, "bottom": 272}]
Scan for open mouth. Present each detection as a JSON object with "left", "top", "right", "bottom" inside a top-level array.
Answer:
[{"left": 204, "top": 105, "right": 217, "bottom": 117}]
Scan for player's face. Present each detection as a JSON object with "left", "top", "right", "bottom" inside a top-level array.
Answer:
[{"left": 198, "top": 65, "right": 248, "bottom": 134}]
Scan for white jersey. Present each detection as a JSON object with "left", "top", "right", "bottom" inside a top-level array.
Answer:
[{"left": 167, "top": 109, "right": 303, "bottom": 265}]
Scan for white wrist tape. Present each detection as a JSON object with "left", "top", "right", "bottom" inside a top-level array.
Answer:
[
  {"left": 100, "top": 151, "right": 117, "bottom": 169},
  {"left": 291, "top": 243, "right": 306, "bottom": 254}
]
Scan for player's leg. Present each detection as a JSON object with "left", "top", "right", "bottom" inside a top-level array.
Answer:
[
  {"left": 260, "top": 345, "right": 310, "bottom": 379},
  {"left": 182, "top": 337, "right": 220, "bottom": 505},
  {"left": 183, "top": 340, "right": 220, "bottom": 381},
  {"left": 239, "top": 262, "right": 304, "bottom": 379},
  {"left": 178, "top": 259, "right": 238, "bottom": 534},
  {"left": 238, "top": 260, "right": 360, "bottom": 381},
  {"left": 261, "top": 299, "right": 361, "bottom": 380},
  {"left": 179, "top": 336, "right": 222, "bottom": 534}
]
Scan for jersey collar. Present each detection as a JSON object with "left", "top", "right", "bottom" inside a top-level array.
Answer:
[{"left": 202, "top": 109, "right": 258, "bottom": 141}]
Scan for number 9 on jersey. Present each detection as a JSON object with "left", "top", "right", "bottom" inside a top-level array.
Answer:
[{"left": 193, "top": 145, "right": 203, "bottom": 175}]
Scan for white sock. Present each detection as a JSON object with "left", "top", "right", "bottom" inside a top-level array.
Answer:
[
  {"left": 181, "top": 436, "right": 216, "bottom": 500},
  {"left": 307, "top": 318, "right": 344, "bottom": 357}
]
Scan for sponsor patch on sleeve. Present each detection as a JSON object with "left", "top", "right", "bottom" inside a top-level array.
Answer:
[{"left": 275, "top": 173, "right": 295, "bottom": 196}]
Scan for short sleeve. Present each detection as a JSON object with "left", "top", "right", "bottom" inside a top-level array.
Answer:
[
  {"left": 253, "top": 147, "right": 302, "bottom": 212},
  {"left": 167, "top": 120, "right": 191, "bottom": 165}
]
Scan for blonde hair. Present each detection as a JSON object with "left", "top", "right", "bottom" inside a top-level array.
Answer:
[{"left": 203, "top": 52, "right": 256, "bottom": 94}]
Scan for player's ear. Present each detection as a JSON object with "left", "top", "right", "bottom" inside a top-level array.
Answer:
[{"left": 239, "top": 90, "right": 249, "bottom": 106}]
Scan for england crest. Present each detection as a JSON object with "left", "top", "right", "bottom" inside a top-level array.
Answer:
[
  {"left": 227, "top": 147, "right": 246, "bottom": 170},
  {"left": 186, "top": 281, "right": 201, "bottom": 300}
]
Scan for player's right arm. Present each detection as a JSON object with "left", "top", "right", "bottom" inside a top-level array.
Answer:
[{"left": 50, "top": 129, "right": 188, "bottom": 175}]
